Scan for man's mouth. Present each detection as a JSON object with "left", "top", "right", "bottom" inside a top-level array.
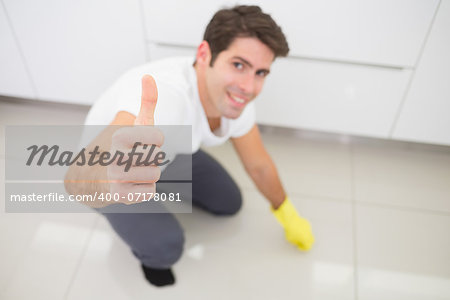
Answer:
[{"left": 227, "top": 92, "right": 247, "bottom": 107}]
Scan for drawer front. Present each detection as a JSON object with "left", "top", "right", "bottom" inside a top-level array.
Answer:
[{"left": 255, "top": 58, "right": 412, "bottom": 138}]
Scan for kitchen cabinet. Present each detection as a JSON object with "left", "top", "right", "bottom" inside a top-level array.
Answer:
[
  {"left": 392, "top": 0, "right": 450, "bottom": 146},
  {"left": 0, "top": 4, "right": 35, "bottom": 99},
  {"left": 3, "top": 0, "right": 147, "bottom": 104}
]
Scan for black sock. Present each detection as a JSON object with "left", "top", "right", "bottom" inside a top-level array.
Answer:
[{"left": 141, "top": 264, "right": 175, "bottom": 287}]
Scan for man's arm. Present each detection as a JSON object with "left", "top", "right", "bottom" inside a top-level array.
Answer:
[
  {"left": 232, "top": 124, "right": 315, "bottom": 251},
  {"left": 231, "top": 124, "right": 285, "bottom": 209}
]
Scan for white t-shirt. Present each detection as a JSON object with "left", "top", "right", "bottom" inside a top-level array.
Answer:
[{"left": 84, "top": 57, "right": 255, "bottom": 153}]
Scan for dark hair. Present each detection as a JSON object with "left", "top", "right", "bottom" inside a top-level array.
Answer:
[{"left": 203, "top": 5, "right": 289, "bottom": 66}]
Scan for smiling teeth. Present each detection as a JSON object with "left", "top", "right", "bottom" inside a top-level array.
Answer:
[{"left": 231, "top": 95, "right": 245, "bottom": 104}]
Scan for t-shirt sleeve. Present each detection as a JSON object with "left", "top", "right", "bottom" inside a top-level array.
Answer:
[{"left": 230, "top": 102, "right": 256, "bottom": 138}]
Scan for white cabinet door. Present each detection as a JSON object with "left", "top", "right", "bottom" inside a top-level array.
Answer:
[
  {"left": 142, "top": 0, "right": 231, "bottom": 47},
  {"left": 0, "top": 4, "right": 35, "bottom": 99},
  {"left": 256, "top": 58, "right": 412, "bottom": 138},
  {"left": 392, "top": 0, "right": 450, "bottom": 146},
  {"left": 253, "top": 0, "right": 439, "bottom": 67},
  {"left": 3, "top": 0, "right": 147, "bottom": 105},
  {"left": 143, "top": 0, "right": 438, "bottom": 68}
]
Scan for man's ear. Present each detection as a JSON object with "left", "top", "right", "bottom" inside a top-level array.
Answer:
[{"left": 196, "top": 41, "right": 211, "bottom": 66}]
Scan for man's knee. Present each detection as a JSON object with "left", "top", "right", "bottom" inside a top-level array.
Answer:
[{"left": 210, "top": 187, "right": 242, "bottom": 216}]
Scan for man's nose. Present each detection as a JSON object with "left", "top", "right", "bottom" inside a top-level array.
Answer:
[{"left": 238, "top": 73, "right": 255, "bottom": 95}]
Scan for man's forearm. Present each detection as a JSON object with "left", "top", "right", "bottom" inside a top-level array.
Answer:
[{"left": 247, "top": 161, "right": 286, "bottom": 209}]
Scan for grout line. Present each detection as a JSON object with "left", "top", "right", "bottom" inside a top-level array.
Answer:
[
  {"left": 241, "top": 182, "right": 450, "bottom": 216},
  {"left": 288, "top": 190, "right": 352, "bottom": 204},
  {"left": 0, "top": 0, "right": 39, "bottom": 99},
  {"left": 356, "top": 200, "right": 450, "bottom": 217},
  {"left": 240, "top": 184, "right": 353, "bottom": 203},
  {"left": 63, "top": 214, "right": 100, "bottom": 300},
  {"left": 138, "top": 0, "right": 150, "bottom": 62},
  {"left": 350, "top": 144, "right": 359, "bottom": 300},
  {"left": 388, "top": 0, "right": 442, "bottom": 138}
]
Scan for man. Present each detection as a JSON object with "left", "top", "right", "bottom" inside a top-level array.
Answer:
[{"left": 65, "top": 5, "right": 314, "bottom": 287}]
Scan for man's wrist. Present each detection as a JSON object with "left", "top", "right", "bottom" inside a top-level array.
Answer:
[
  {"left": 271, "top": 195, "right": 288, "bottom": 210},
  {"left": 270, "top": 195, "right": 289, "bottom": 212}
]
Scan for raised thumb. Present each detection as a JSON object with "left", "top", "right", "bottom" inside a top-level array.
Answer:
[{"left": 135, "top": 75, "right": 158, "bottom": 125}]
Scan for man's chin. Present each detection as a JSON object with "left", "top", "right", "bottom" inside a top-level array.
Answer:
[{"left": 222, "top": 109, "right": 243, "bottom": 120}]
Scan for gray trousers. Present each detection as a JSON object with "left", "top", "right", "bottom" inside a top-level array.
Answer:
[{"left": 101, "top": 150, "right": 242, "bottom": 269}]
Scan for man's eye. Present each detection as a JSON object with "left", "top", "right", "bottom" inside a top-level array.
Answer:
[
  {"left": 256, "top": 70, "right": 268, "bottom": 77},
  {"left": 233, "top": 62, "right": 243, "bottom": 70}
]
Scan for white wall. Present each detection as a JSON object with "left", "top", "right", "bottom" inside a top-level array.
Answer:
[{"left": 1, "top": 0, "right": 449, "bottom": 146}]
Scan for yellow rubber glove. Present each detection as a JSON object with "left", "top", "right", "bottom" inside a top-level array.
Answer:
[{"left": 271, "top": 197, "right": 315, "bottom": 251}]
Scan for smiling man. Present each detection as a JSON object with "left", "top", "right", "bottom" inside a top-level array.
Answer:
[{"left": 66, "top": 5, "right": 314, "bottom": 287}]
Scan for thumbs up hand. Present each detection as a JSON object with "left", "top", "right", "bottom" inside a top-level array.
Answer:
[{"left": 106, "top": 75, "right": 165, "bottom": 205}]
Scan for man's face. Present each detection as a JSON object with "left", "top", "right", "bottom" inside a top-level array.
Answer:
[{"left": 203, "top": 37, "right": 275, "bottom": 119}]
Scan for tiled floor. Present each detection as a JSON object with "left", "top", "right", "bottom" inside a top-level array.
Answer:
[{"left": 1, "top": 99, "right": 449, "bottom": 300}]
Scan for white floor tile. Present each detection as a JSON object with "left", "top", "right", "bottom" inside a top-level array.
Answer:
[
  {"left": 2, "top": 99, "right": 450, "bottom": 299},
  {"left": 356, "top": 204, "right": 450, "bottom": 300},
  {"left": 1, "top": 153, "right": 98, "bottom": 299},
  {"left": 0, "top": 100, "right": 89, "bottom": 157},
  {"left": 264, "top": 135, "right": 352, "bottom": 201},
  {"left": 205, "top": 133, "right": 353, "bottom": 202},
  {"left": 0, "top": 211, "right": 98, "bottom": 300},
  {"left": 65, "top": 216, "right": 140, "bottom": 300},
  {"left": 0, "top": 100, "right": 95, "bottom": 299},
  {"left": 203, "top": 141, "right": 255, "bottom": 190},
  {"left": 0, "top": 100, "right": 89, "bottom": 126},
  {"left": 353, "top": 144, "right": 450, "bottom": 213},
  {"left": 66, "top": 189, "right": 355, "bottom": 300}
]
